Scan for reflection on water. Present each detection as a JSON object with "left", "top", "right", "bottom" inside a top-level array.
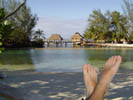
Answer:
[
  {"left": 0, "top": 48, "right": 133, "bottom": 72},
  {"left": 0, "top": 49, "right": 34, "bottom": 71},
  {"left": 0, "top": 50, "right": 33, "bottom": 65}
]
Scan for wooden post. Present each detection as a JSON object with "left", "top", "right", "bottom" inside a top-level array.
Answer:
[
  {"left": 60, "top": 40, "right": 63, "bottom": 47},
  {"left": 56, "top": 41, "right": 58, "bottom": 47},
  {"left": 65, "top": 41, "right": 67, "bottom": 47},
  {"left": 47, "top": 41, "right": 50, "bottom": 47},
  {"left": 72, "top": 42, "right": 75, "bottom": 47}
]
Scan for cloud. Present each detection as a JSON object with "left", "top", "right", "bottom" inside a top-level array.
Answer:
[{"left": 35, "top": 16, "right": 88, "bottom": 39}]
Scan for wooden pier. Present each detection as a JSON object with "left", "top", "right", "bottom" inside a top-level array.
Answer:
[
  {"left": 44, "top": 40, "right": 83, "bottom": 47},
  {"left": 44, "top": 40, "right": 133, "bottom": 48}
]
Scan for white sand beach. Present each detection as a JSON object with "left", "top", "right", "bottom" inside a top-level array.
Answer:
[{"left": 0, "top": 69, "right": 133, "bottom": 100}]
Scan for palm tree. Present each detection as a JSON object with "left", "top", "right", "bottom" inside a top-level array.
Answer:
[{"left": 34, "top": 29, "right": 44, "bottom": 40}]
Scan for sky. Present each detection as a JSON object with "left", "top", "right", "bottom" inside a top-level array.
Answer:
[{"left": 27, "top": 0, "right": 124, "bottom": 39}]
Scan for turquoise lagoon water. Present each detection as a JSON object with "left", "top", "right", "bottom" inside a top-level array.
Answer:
[{"left": 0, "top": 48, "right": 133, "bottom": 72}]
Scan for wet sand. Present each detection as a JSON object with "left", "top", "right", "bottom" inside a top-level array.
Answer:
[{"left": 0, "top": 69, "right": 133, "bottom": 100}]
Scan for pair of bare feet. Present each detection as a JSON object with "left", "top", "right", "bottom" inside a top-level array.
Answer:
[{"left": 82, "top": 56, "right": 122, "bottom": 100}]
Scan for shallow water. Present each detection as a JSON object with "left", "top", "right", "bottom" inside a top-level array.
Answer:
[
  {"left": 0, "top": 97, "right": 9, "bottom": 100},
  {"left": 0, "top": 48, "right": 133, "bottom": 72},
  {"left": 0, "top": 96, "right": 9, "bottom": 100}
]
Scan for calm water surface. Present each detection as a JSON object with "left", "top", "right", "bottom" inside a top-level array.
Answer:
[{"left": 0, "top": 48, "right": 133, "bottom": 72}]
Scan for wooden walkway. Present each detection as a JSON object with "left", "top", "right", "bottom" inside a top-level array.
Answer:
[
  {"left": 43, "top": 40, "right": 133, "bottom": 48},
  {"left": 44, "top": 40, "right": 73, "bottom": 43},
  {"left": 44, "top": 40, "right": 82, "bottom": 47}
]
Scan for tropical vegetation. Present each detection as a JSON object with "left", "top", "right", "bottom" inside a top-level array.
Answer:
[
  {"left": 0, "top": 0, "right": 44, "bottom": 48},
  {"left": 84, "top": 0, "right": 133, "bottom": 43}
]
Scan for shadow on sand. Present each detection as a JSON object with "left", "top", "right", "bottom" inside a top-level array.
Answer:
[{"left": 0, "top": 68, "right": 133, "bottom": 100}]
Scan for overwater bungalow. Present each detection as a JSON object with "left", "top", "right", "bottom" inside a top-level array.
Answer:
[
  {"left": 71, "top": 32, "right": 83, "bottom": 42},
  {"left": 48, "top": 34, "right": 63, "bottom": 41}
]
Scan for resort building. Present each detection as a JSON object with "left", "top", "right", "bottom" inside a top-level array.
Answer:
[
  {"left": 121, "top": 38, "right": 128, "bottom": 44},
  {"left": 71, "top": 32, "right": 83, "bottom": 42},
  {"left": 48, "top": 34, "right": 63, "bottom": 41}
]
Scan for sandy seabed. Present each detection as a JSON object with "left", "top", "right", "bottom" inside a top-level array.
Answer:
[{"left": 0, "top": 69, "right": 133, "bottom": 100}]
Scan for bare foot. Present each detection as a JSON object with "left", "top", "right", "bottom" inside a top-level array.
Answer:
[
  {"left": 90, "top": 56, "right": 121, "bottom": 100},
  {"left": 82, "top": 64, "right": 98, "bottom": 98},
  {"left": 89, "top": 56, "right": 122, "bottom": 100},
  {"left": 101, "top": 56, "right": 122, "bottom": 84}
]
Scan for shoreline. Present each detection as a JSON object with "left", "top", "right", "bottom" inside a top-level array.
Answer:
[
  {"left": 84, "top": 43, "right": 133, "bottom": 48},
  {"left": 2, "top": 43, "right": 133, "bottom": 50}
]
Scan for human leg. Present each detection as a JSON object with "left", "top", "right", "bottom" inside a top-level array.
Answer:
[{"left": 89, "top": 56, "right": 122, "bottom": 100}]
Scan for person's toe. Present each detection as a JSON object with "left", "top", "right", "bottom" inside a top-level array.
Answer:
[
  {"left": 82, "top": 64, "right": 88, "bottom": 74},
  {"left": 87, "top": 65, "right": 92, "bottom": 74},
  {"left": 107, "top": 56, "right": 114, "bottom": 64},
  {"left": 116, "top": 56, "right": 122, "bottom": 66},
  {"left": 112, "top": 56, "right": 117, "bottom": 64}
]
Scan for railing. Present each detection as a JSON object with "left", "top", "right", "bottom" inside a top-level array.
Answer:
[{"left": 44, "top": 40, "right": 73, "bottom": 43}]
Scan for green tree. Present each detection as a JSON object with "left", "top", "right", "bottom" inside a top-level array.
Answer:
[
  {"left": 110, "top": 11, "right": 128, "bottom": 43},
  {"left": 0, "top": 0, "right": 27, "bottom": 48},
  {"left": 123, "top": 0, "right": 133, "bottom": 41},
  {"left": 0, "top": 0, "right": 38, "bottom": 47},
  {"left": 0, "top": 0, "right": 26, "bottom": 22},
  {"left": 33, "top": 29, "right": 45, "bottom": 40},
  {"left": 10, "top": 4, "right": 38, "bottom": 46},
  {"left": 84, "top": 10, "right": 109, "bottom": 42},
  {"left": 84, "top": 10, "right": 128, "bottom": 43},
  {"left": 0, "top": 8, "right": 13, "bottom": 47}
]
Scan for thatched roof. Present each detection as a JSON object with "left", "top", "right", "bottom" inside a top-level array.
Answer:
[
  {"left": 71, "top": 32, "right": 83, "bottom": 39},
  {"left": 48, "top": 34, "right": 63, "bottom": 41}
]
